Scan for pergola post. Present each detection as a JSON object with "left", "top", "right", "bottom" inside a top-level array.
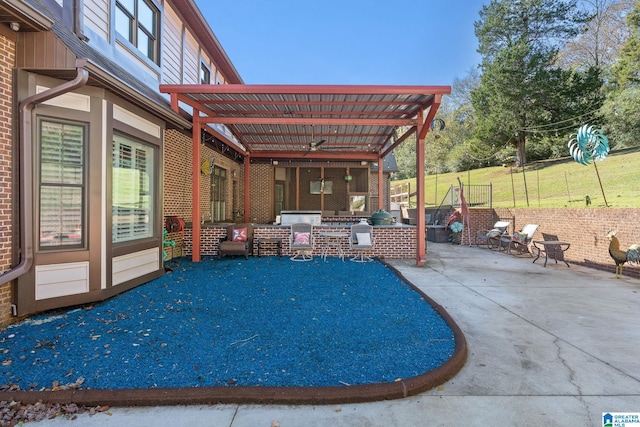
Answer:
[
  {"left": 192, "top": 109, "right": 201, "bottom": 262},
  {"left": 243, "top": 155, "right": 251, "bottom": 222},
  {"left": 416, "top": 112, "right": 426, "bottom": 265},
  {"left": 377, "top": 156, "right": 384, "bottom": 210},
  {"left": 415, "top": 95, "right": 443, "bottom": 266}
]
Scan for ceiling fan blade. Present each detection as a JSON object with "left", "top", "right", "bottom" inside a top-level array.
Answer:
[{"left": 315, "top": 139, "right": 327, "bottom": 147}]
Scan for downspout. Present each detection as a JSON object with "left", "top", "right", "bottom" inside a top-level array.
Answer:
[{"left": 0, "top": 60, "right": 89, "bottom": 287}]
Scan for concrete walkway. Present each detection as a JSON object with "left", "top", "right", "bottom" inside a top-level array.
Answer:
[{"left": 35, "top": 243, "right": 640, "bottom": 427}]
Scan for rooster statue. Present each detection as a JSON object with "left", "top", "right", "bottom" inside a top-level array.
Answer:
[{"left": 607, "top": 230, "right": 640, "bottom": 278}]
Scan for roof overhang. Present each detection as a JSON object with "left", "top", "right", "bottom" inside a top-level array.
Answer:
[
  {"left": 0, "top": 0, "right": 53, "bottom": 32},
  {"left": 160, "top": 84, "right": 451, "bottom": 161}
]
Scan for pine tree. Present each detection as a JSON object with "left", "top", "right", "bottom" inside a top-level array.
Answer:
[{"left": 472, "top": 0, "right": 598, "bottom": 166}]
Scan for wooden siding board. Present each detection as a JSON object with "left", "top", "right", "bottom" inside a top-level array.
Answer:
[
  {"left": 161, "top": 4, "right": 183, "bottom": 84},
  {"left": 182, "top": 30, "right": 198, "bottom": 84},
  {"left": 83, "top": 0, "right": 110, "bottom": 41}
]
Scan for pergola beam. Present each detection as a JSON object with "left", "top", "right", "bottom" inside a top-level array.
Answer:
[
  {"left": 201, "top": 117, "right": 416, "bottom": 127},
  {"left": 248, "top": 151, "right": 379, "bottom": 160},
  {"left": 161, "top": 83, "right": 452, "bottom": 96}
]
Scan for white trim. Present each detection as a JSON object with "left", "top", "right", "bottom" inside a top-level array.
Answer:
[
  {"left": 36, "top": 86, "right": 91, "bottom": 112},
  {"left": 113, "top": 104, "right": 161, "bottom": 138}
]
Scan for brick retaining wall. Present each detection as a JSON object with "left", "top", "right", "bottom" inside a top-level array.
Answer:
[{"left": 460, "top": 208, "right": 640, "bottom": 278}]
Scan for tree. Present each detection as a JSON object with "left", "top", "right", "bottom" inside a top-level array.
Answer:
[
  {"left": 601, "top": 0, "right": 640, "bottom": 148},
  {"left": 392, "top": 126, "right": 416, "bottom": 180},
  {"left": 393, "top": 69, "right": 480, "bottom": 178},
  {"left": 472, "top": 0, "right": 594, "bottom": 166},
  {"left": 610, "top": 0, "right": 640, "bottom": 86},
  {"left": 556, "top": 0, "right": 634, "bottom": 70},
  {"left": 425, "top": 69, "right": 479, "bottom": 174}
]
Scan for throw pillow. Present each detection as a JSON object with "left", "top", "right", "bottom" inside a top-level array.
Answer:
[
  {"left": 487, "top": 228, "right": 502, "bottom": 238},
  {"left": 512, "top": 232, "right": 525, "bottom": 243},
  {"left": 232, "top": 227, "right": 247, "bottom": 242},
  {"left": 355, "top": 232, "right": 371, "bottom": 246},
  {"left": 294, "top": 232, "right": 310, "bottom": 244}
]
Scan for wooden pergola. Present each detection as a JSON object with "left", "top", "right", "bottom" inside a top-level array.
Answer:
[{"left": 159, "top": 84, "right": 451, "bottom": 265}]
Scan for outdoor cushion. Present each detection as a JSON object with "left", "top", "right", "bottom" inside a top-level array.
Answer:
[
  {"left": 294, "top": 232, "right": 310, "bottom": 245},
  {"left": 356, "top": 232, "right": 372, "bottom": 246},
  {"left": 487, "top": 228, "right": 502, "bottom": 238},
  {"left": 512, "top": 231, "right": 526, "bottom": 243},
  {"left": 232, "top": 227, "right": 247, "bottom": 242}
]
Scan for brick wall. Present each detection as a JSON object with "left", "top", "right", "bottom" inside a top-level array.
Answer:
[
  {"left": 0, "top": 33, "right": 14, "bottom": 326},
  {"left": 163, "top": 130, "right": 243, "bottom": 223},
  {"left": 249, "top": 163, "right": 272, "bottom": 223},
  {"left": 461, "top": 208, "right": 640, "bottom": 278},
  {"left": 180, "top": 225, "right": 416, "bottom": 259}
]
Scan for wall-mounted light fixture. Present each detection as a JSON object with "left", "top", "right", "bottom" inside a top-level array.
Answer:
[
  {"left": 360, "top": 161, "right": 368, "bottom": 166},
  {"left": 10, "top": 22, "right": 20, "bottom": 32},
  {"left": 272, "top": 160, "right": 278, "bottom": 165}
]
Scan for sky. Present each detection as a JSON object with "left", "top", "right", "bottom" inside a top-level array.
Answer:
[{"left": 196, "top": 1, "right": 490, "bottom": 86}]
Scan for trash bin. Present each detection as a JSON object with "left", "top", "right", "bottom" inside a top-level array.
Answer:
[{"left": 427, "top": 225, "right": 448, "bottom": 243}]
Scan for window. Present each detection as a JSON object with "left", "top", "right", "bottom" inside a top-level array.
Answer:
[
  {"left": 115, "top": 0, "right": 159, "bottom": 63},
  {"left": 200, "top": 62, "right": 211, "bottom": 84},
  {"left": 112, "top": 134, "right": 155, "bottom": 243},
  {"left": 210, "top": 166, "right": 226, "bottom": 222},
  {"left": 39, "top": 120, "right": 86, "bottom": 249}
]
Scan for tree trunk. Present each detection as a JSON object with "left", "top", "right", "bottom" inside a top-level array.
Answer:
[{"left": 516, "top": 133, "right": 527, "bottom": 166}]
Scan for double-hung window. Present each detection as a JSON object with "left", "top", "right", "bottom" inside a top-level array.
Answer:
[
  {"left": 39, "top": 120, "right": 86, "bottom": 249},
  {"left": 115, "top": 0, "right": 159, "bottom": 63},
  {"left": 112, "top": 134, "right": 155, "bottom": 243},
  {"left": 200, "top": 62, "right": 211, "bottom": 84}
]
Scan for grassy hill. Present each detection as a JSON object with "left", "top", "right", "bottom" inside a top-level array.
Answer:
[{"left": 392, "top": 147, "right": 640, "bottom": 208}]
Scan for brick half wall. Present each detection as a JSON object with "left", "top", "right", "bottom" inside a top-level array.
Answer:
[
  {"left": 461, "top": 207, "right": 640, "bottom": 278},
  {"left": 179, "top": 225, "right": 416, "bottom": 259}
]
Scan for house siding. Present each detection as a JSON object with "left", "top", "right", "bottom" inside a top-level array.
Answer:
[
  {"left": 161, "top": 4, "right": 183, "bottom": 84},
  {"left": 182, "top": 30, "right": 199, "bottom": 84},
  {"left": 83, "top": 0, "right": 110, "bottom": 41}
]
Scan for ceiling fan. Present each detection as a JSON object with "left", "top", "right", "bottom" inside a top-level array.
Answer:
[
  {"left": 303, "top": 139, "right": 357, "bottom": 156},
  {"left": 303, "top": 126, "right": 356, "bottom": 155}
]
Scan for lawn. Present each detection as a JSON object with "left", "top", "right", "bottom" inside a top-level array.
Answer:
[{"left": 394, "top": 147, "right": 640, "bottom": 208}]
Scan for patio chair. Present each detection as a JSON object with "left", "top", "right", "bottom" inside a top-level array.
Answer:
[
  {"left": 218, "top": 223, "right": 254, "bottom": 260},
  {"left": 349, "top": 222, "right": 375, "bottom": 262},
  {"left": 400, "top": 205, "right": 416, "bottom": 225},
  {"left": 476, "top": 220, "right": 510, "bottom": 250},
  {"left": 289, "top": 222, "right": 314, "bottom": 261},
  {"left": 500, "top": 224, "right": 539, "bottom": 256}
]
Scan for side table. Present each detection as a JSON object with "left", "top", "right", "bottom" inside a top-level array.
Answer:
[
  {"left": 532, "top": 240, "right": 570, "bottom": 267},
  {"left": 319, "top": 231, "right": 349, "bottom": 261}
]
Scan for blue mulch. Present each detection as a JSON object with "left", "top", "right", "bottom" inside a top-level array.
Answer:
[{"left": 0, "top": 257, "right": 456, "bottom": 390}]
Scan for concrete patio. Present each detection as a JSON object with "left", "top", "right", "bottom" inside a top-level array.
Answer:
[{"left": 34, "top": 242, "right": 640, "bottom": 427}]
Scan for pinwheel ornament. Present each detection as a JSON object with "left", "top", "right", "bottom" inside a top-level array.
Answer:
[
  {"left": 567, "top": 124, "right": 610, "bottom": 206},
  {"left": 568, "top": 124, "right": 610, "bottom": 165},
  {"left": 450, "top": 222, "right": 463, "bottom": 233}
]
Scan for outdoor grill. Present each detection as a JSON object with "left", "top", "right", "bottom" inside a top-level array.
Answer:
[{"left": 279, "top": 210, "right": 323, "bottom": 226}]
